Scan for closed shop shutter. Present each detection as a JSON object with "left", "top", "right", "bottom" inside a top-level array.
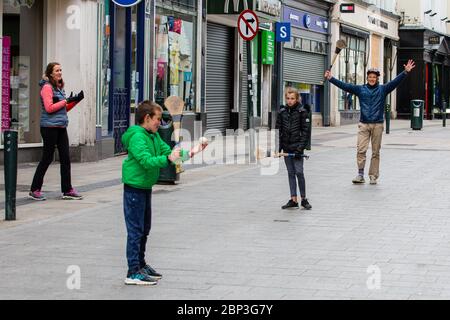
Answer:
[
  {"left": 283, "top": 49, "right": 325, "bottom": 85},
  {"left": 206, "top": 23, "right": 234, "bottom": 133}
]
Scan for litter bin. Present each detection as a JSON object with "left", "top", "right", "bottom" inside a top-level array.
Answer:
[
  {"left": 410, "top": 100, "right": 424, "bottom": 130},
  {"left": 157, "top": 111, "right": 179, "bottom": 184}
]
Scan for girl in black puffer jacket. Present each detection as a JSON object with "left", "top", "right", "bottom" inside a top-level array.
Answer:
[{"left": 275, "top": 87, "right": 312, "bottom": 210}]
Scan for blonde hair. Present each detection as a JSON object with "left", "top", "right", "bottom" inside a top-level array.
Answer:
[{"left": 285, "top": 87, "right": 300, "bottom": 102}]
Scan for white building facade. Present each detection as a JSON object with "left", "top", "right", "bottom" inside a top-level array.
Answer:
[{"left": 329, "top": 0, "right": 401, "bottom": 125}]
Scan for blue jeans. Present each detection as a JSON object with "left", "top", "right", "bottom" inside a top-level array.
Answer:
[
  {"left": 284, "top": 157, "right": 306, "bottom": 198},
  {"left": 123, "top": 184, "right": 152, "bottom": 274}
]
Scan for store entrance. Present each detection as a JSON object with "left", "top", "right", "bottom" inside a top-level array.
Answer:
[{"left": 109, "top": 3, "right": 144, "bottom": 154}]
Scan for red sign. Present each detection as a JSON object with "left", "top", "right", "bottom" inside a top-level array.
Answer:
[
  {"left": 340, "top": 4, "right": 355, "bottom": 13},
  {"left": 238, "top": 10, "right": 259, "bottom": 41},
  {"left": 2, "top": 36, "right": 11, "bottom": 132}
]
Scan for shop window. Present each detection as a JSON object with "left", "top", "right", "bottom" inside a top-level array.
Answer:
[
  {"left": 286, "top": 36, "right": 327, "bottom": 55},
  {"left": 154, "top": 7, "right": 196, "bottom": 112},
  {"left": 301, "top": 39, "right": 311, "bottom": 52},
  {"left": 2, "top": 0, "right": 43, "bottom": 145},
  {"left": 338, "top": 34, "right": 367, "bottom": 111},
  {"left": 284, "top": 82, "right": 322, "bottom": 113}
]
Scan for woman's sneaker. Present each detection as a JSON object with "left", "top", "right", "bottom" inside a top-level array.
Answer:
[
  {"left": 124, "top": 270, "right": 157, "bottom": 286},
  {"left": 62, "top": 188, "right": 83, "bottom": 200},
  {"left": 282, "top": 200, "right": 299, "bottom": 210},
  {"left": 301, "top": 199, "right": 312, "bottom": 210},
  {"left": 29, "top": 190, "right": 46, "bottom": 201},
  {"left": 141, "top": 265, "right": 163, "bottom": 280}
]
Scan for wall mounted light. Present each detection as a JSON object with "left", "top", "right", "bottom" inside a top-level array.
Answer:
[
  {"left": 430, "top": 13, "right": 437, "bottom": 17},
  {"left": 424, "top": 10, "right": 432, "bottom": 14}
]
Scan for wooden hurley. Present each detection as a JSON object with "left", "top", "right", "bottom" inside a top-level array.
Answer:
[
  {"left": 164, "top": 96, "right": 185, "bottom": 143},
  {"left": 329, "top": 40, "right": 347, "bottom": 69}
]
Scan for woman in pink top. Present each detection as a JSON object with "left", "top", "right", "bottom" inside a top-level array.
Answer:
[{"left": 29, "top": 62, "right": 84, "bottom": 201}]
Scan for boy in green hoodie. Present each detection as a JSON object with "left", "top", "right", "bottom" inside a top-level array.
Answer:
[{"left": 122, "top": 101, "right": 181, "bottom": 285}]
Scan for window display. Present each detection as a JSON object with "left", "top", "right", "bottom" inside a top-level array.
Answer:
[
  {"left": 2, "top": 0, "right": 43, "bottom": 144},
  {"left": 338, "top": 34, "right": 367, "bottom": 111},
  {"left": 154, "top": 8, "right": 196, "bottom": 112}
]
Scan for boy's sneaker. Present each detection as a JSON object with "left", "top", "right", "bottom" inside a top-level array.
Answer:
[
  {"left": 141, "top": 265, "right": 163, "bottom": 280},
  {"left": 301, "top": 199, "right": 312, "bottom": 210},
  {"left": 282, "top": 200, "right": 299, "bottom": 210},
  {"left": 352, "top": 175, "right": 365, "bottom": 184},
  {"left": 62, "top": 188, "right": 83, "bottom": 200},
  {"left": 29, "top": 190, "right": 46, "bottom": 201},
  {"left": 124, "top": 270, "right": 157, "bottom": 286},
  {"left": 369, "top": 175, "right": 377, "bottom": 185}
]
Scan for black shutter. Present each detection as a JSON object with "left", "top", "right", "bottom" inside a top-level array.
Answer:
[{"left": 206, "top": 23, "right": 234, "bottom": 133}]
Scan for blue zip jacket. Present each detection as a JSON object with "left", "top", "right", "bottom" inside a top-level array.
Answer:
[{"left": 329, "top": 71, "right": 408, "bottom": 123}]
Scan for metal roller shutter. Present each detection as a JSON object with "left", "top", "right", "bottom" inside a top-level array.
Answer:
[
  {"left": 283, "top": 49, "right": 325, "bottom": 85},
  {"left": 206, "top": 23, "right": 233, "bottom": 133}
]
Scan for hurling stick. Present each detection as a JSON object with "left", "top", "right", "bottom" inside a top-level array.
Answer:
[
  {"left": 329, "top": 39, "right": 347, "bottom": 69},
  {"left": 164, "top": 96, "right": 185, "bottom": 143}
]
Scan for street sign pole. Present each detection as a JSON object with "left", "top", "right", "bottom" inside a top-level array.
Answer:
[
  {"left": 238, "top": 10, "right": 259, "bottom": 163},
  {"left": 247, "top": 40, "right": 255, "bottom": 163}
]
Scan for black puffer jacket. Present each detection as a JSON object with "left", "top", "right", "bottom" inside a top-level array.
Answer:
[{"left": 275, "top": 103, "right": 310, "bottom": 153}]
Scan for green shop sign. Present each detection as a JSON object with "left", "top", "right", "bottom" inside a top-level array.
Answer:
[{"left": 261, "top": 30, "right": 275, "bottom": 65}]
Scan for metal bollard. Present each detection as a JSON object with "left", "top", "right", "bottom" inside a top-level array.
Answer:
[
  {"left": 4, "top": 130, "right": 18, "bottom": 221},
  {"left": 443, "top": 101, "right": 447, "bottom": 128},
  {"left": 385, "top": 104, "right": 391, "bottom": 134}
]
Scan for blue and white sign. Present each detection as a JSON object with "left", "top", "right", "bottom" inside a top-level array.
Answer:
[
  {"left": 112, "top": 0, "right": 142, "bottom": 7},
  {"left": 275, "top": 22, "right": 291, "bottom": 42},
  {"left": 283, "top": 6, "right": 328, "bottom": 34},
  {"left": 303, "top": 14, "right": 311, "bottom": 29}
]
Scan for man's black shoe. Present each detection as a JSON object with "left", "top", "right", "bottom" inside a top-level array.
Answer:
[
  {"left": 301, "top": 199, "right": 312, "bottom": 210},
  {"left": 282, "top": 200, "right": 299, "bottom": 210}
]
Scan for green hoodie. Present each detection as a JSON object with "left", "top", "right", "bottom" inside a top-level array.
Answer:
[{"left": 121, "top": 125, "right": 172, "bottom": 189}]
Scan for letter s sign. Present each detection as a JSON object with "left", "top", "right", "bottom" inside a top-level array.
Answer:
[{"left": 276, "top": 22, "right": 291, "bottom": 42}]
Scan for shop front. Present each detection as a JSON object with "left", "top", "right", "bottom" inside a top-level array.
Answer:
[
  {"left": 1, "top": 0, "right": 44, "bottom": 163},
  {"left": 281, "top": 1, "right": 332, "bottom": 127},
  {"left": 330, "top": 2, "right": 400, "bottom": 126},
  {"left": 206, "top": 0, "right": 281, "bottom": 133},
  {"left": 397, "top": 28, "right": 450, "bottom": 120},
  {"left": 152, "top": 0, "right": 199, "bottom": 138}
]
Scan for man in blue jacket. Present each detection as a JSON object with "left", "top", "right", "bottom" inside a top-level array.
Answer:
[{"left": 324, "top": 59, "right": 415, "bottom": 185}]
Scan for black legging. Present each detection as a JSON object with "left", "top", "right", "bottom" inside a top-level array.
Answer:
[{"left": 31, "top": 127, "right": 72, "bottom": 193}]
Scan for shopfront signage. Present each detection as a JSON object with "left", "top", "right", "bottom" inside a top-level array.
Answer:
[
  {"left": 208, "top": 0, "right": 280, "bottom": 16},
  {"left": 275, "top": 22, "right": 291, "bottom": 42},
  {"left": 2, "top": 37, "right": 11, "bottom": 131},
  {"left": 304, "top": 14, "right": 311, "bottom": 28},
  {"left": 238, "top": 10, "right": 259, "bottom": 41},
  {"left": 112, "top": 0, "right": 142, "bottom": 7},
  {"left": 340, "top": 3, "right": 355, "bottom": 13},
  {"left": 283, "top": 6, "right": 328, "bottom": 34},
  {"left": 208, "top": 0, "right": 254, "bottom": 14},
  {"left": 368, "top": 16, "right": 389, "bottom": 30},
  {"left": 256, "top": 0, "right": 281, "bottom": 17},
  {"left": 261, "top": 30, "right": 275, "bottom": 65},
  {"left": 429, "top": 36, "right": 441, "bottom": 45}
]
